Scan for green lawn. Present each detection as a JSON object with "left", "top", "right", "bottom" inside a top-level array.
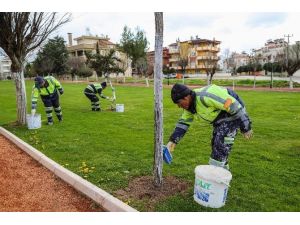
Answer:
[
  {"left": 122, "top": 76, "right": 300, "bottom": 88},
  {"left": 0, "top": 80, "right": 300, "bottom": 212}
]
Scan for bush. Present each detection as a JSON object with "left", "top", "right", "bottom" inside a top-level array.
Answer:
[{"left": 78, "top": 66, "right": 93, "bottom": 78}]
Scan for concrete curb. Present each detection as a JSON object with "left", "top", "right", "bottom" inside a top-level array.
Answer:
[{"left": 0, "top": 127, "right": 137, "bottom": 212}]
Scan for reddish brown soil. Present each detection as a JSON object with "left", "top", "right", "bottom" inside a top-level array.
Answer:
[
  {"left": 0, "top": 135, "right": 103, "bottom": 212},
  {"left": 114, "top": 175, "right": 189, "bottom": 211}
]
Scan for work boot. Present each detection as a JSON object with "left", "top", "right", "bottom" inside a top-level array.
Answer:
[
  {"left": 47, "top": 118, "right": 53, "bottom": 125},
  {"left": 95, "top": 108, "right": 101, "bottom": 111},
  {"left": 92, "top": 108, "right": 95, "bottom": 111}
]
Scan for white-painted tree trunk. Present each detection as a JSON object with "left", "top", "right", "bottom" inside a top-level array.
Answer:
[
  {"left": 145, "top": 77, "right": 149, "bottom": 87},
  {"left": 289, "top": 76, "right": 293, "bottom": 89},
  {"left": 232, "top": 76, "right": 235, "bottom": 90},
  {"left": 12, "top": 71, "right": 27, "bottom": 125},
  {"left": 153, "top": 12, "right": 164, "bottom": 188},
  {"left": 253, "top": 75, "right": 256, "bottom": 88},
  {"left": 207, "top": 74, "right": 210, "bottom": 85}
]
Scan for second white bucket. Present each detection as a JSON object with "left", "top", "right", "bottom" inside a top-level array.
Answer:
[
  {"left": 116, "top": 104, "right": 124, "bottom": 112},
  {"left": 194, "top": 165, "right": 232, "bottom": 208},
  {"left": 26, "top": 114, "right": 42, "bottom": 129}
]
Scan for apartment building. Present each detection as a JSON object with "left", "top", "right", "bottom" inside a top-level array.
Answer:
[
  {"left": 146, "top": 47, "right": 170, "bottom": 75},
  {"left": 168, "top": 37, "right": 221, "bottom": 74},
  {"left": 0, "top": 56, "right": 12, "bottom": 80},
  {"left": 66, "top": 33, "right": 132, "bottom": 77},
  {"left": 253, "top": 38, "right": 287, "bottom": 64},
  {"left": 228, "top": 51, "right": 250, "bottom": 69}
]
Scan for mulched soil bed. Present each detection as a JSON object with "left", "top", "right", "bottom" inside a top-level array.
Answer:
[
  {"left": 0, "top": 135, "right": 103, "bottom": 212},
  {"left": 115, "top": 175, "right": 189, "bottom": 211}
]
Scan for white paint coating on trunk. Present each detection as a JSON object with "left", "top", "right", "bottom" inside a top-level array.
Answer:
[
  {"left": 153, "top": 12, "right": 164, "bottom": 187},
  {"left": 12, "top": 70, "right": 27, "bottom": 125}
]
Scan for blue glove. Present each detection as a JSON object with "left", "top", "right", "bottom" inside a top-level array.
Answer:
[{"left": 163, "top": 145, "right": 173, "bottom": 164}]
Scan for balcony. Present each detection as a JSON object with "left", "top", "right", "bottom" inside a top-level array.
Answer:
[
  {"left": 196, "top": 55, "right": 218, "bottom": 60},
  {"left": 196, "top": 46, "right": 220, "bottom": 52}
]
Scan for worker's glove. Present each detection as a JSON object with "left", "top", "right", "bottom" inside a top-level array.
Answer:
[
  {"left": 239, "top": 113, "right": 252, "bottom": 133},
  {"left": 166, "top": 141, "right": 176, "bottom": 152},
  {"left": 31, "top": 109, "right": 36, "bottom": 116},
  {"left": 59, "top": 89, "right": 64, "bottom": 95},
  {"left": 243, "top": 129, "right": 253, "bottom": 140}
]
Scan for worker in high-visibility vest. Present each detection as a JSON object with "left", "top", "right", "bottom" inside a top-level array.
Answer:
[
  {"left": 31, "top": 75, "right": 64, "bottom": 125},
  {"left": 84, "top": 82, "right": 110, "bottom": 111},
  {"left": 166, "top": 83, "right": 253, "bottom": 170}
]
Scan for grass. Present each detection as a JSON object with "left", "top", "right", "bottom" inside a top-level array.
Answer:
[
  {"left": 0, "top": 80, "right": 300, "bottom": 211},
  {"left": 122, "top": 77, "right": 300, "bottom": 88}
]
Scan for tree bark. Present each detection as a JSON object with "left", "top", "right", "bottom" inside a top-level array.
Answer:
[
  {"left": 153, "top": 12, "right": 164, "bottom": 188},
  {"left": 289, "top": 76, "right": 293, "bottom": 89},
  {"left": 12, "top": 70, "right": 27, "bottom": 125}
]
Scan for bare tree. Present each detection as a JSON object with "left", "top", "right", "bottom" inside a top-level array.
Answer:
[
  {"left": 204, "top": 54, "right": 218, "bottom": 85},
  {"left": 178, "top": 41, "right": 189, "bottom": 84},
  {"left": 0, "top": 12, "right": 71, "bottom": 125},
  {"left": 222, "top": 48, "right": 230, "bottom": 73},
  {"left": 153, "top": 12, "right": 164, "bottom": 188},
  {"left": 282, "top": 41, "right": 300, "bottom": 89},
  {"left": 67, "top": 56, "right": 85, "bottom": 81}
]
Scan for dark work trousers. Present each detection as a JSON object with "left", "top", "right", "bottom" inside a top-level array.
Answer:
[
  {"left": 211, "top": 119, "right": 240, "bottom": 163},
  {"left": 41, "top": 91, "right": 62, "bottom": 123},
  {"left": 84, "top": 90, "right": 100, "bottom": 111}
]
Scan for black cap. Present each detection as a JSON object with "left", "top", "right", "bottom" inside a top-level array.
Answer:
[
  {"left": 34, "top": 76, "right": 44, "bottom": 88},
  {"left": 101, "top": 82, "right": 107, "bottom": 88},
  {"left": 171, "top": 83, "right": 191, "bottom": 103}
]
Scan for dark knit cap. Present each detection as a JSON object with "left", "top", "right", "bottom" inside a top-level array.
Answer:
[
  {"left": 101, "top": 82, "right": 107, "bottom": 88},
  {"left": 171, "top": 83, "right": 191, "bottom": 103},
  {"left": 34, "top": 76, "right": 44, "bottom": 88}
]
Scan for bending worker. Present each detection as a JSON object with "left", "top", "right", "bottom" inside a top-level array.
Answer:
[
  {"left": 84, "top": 82, "right": 110, "bottom": 111},
  {"left": 166, "top": 83, "right": 253, "bottom": 170},
  {"left": 31, "top": 75, "right": 64, "bottom": 125}
]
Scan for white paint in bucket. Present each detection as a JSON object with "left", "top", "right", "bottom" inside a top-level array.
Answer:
[
  {"left": 116, "top": 104, "right": 124, "bottom": 112},
  {"left": 26, "top": 114, "right": 41, "bottom": 129},
  {"left": 194, "top": 165, "right": 232, "bottom": 208}
]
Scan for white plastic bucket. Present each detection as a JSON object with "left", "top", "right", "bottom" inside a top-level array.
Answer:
[
  {"left": 26, "top": 114, "right": 41, "bottom": 129},
  {"left": 116, "top": 104, "right": 124, "bottom": 112},
  {"left": 194, "top": 165, "right": 232, "bottom": 208}
]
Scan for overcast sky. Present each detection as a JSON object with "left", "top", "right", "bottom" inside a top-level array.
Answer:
[
  {"left": 2, "top": 0, "right": 299, "bottom": 57},
  {"left": 54, "top": 12, "right": 300, "bottom": 55}
]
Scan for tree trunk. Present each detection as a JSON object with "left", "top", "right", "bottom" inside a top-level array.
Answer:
[
  {"left": 206, "top": 74, "right": 210, "bottom": 85},
  {"left": 153, "top": 12, "right": 164, "bottom": 188},
  {"left": 145, "top": 77, "right": 149, "bottom": 87},
  {"left": 12, "top": 71, "right": 27, "bottom": 125},
  {"left": 232, "top": 75, "right": 235, "bottom": 90},
  {"left": 289, "top": 76, "right": 293, "bottom": 89},
  {"left": 253, "top": 75, "right": 256, "bottom": 88}
]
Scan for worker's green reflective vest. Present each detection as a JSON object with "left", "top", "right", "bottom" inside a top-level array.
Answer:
[
  {"left": 31, "top": 76, "right": 62, "bottom": 104},
  {"left": 179, "top": 84, "right": 243, "bottom": 125}
]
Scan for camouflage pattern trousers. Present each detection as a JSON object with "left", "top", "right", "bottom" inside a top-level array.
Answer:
[{"left": 211, "top": 119, "right": 240, "bottom": 163}]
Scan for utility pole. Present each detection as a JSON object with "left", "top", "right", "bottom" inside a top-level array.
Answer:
[{"left": 284, "top": 34, "right": 293, "bottom": 89}]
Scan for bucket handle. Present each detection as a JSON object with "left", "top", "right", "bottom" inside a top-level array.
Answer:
[{"left": 219, "top": 181, "right": 231, "bottom": 187}]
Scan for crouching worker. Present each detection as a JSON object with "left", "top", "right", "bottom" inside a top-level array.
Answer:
[
  {"left": 84, "top": 82, "right": 110, "bottom": 111},
  {"left": 166, "top": 83, "right": 253, "bottom": 170},
  {"left": 31, "top": 75, "right": 64, "bottom": 125}
]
